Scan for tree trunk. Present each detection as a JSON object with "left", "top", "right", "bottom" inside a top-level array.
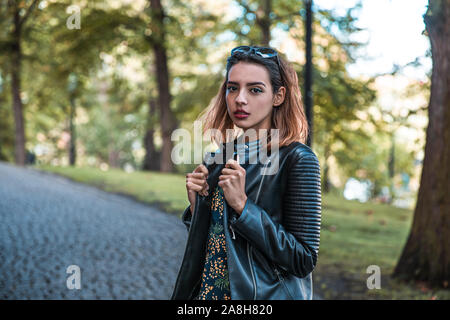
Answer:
[
  {"left": 392, "top": 0, "right": 449, "bottom": 288},
  {"left": 11, "top": 10, "right": 26, "bottom": 166},
  {"left": 388, "top": 133, "right": 395, "bottom": 203},
  {"left": 322, "top": 142, "right": 331, "bottom": 193},
  {"left": 108, "top": 149, "right": 120, "bottom": 168},
  {"left": 69, "top": 95, "right": 76, "bottom": 166},
  {"left": 149, "top": 0, "right": 178, "bottom": 173},
  {"left": 142, "top": 98, "right": 160, "bottom": 171},
  {"left": 259, "top": 0, "right": 272, "bottom": 46},
  {"left": 304, "top": 0, "right": 314, "bottom": 148}
]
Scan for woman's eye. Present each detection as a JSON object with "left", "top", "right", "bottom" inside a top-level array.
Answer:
[
  {"left": 250, "top": 87, "right": 262, "bottom": 94},
  {"left": 227, "top": 86, "right": 262, "bottom": 93}
]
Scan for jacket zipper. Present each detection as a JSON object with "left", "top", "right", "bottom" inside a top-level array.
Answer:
[
  {"left": 229, "top": 225, "right": 236, "bottom": 239},
  {"left": 255, "top": 159, "right": 271, "bottom": 202},
  {"left": 261, "top": 155, "right": 294, "bottom": 299},
  {"left": 247, "top": 242, "right": 257, "bottom": 300},
  {"left": 247, "top": 158, "right": 271, "bottom": 300},
  {"left": 227, "top": 154, "right": 272, "bottom": 300},
  {"left": 228, "top": 157, "right": 271, "bottom": 240}
]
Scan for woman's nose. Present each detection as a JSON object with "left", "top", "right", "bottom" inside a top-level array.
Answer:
[{"left": 236, "top": 89, "right": 247, "bottom": 104}]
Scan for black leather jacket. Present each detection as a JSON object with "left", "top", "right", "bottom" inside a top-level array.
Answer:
[{"left": 171, "top": 139, "right": 321, "bottom": 300}]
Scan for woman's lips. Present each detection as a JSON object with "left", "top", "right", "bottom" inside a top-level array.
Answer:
[{"left": 234, "top": 111, "right": 249, "bottom": 119}]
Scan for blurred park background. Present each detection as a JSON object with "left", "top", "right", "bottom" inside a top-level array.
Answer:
[{"left": 0, "top": 0, "right": 448, "bottom": 299}]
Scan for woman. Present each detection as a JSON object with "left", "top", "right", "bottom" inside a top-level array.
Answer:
[{"left": 171, "top": 45, "right": 321, "bottom": 300}]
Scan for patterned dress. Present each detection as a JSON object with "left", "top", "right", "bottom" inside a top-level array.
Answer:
[
  {"left": 196, "top": 185, "right": 231, "bottom": 300},
  {"left": 195, "top": 137, "right": 261, "bottom": 300}
]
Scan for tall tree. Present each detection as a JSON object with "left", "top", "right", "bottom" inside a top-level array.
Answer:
[
  {"left": 303, "top": 3, "right": 378, "bottom": 193},
  {"left": 393, "top": 0, "right": 449, "bottom": 288},
  {"left": 229, "top": 1, "right": 371, "bottom": 153},
  {"left": 142, "top": 97, "right": 160, "bottom": 171},
  {"left": 45, "top": 0, "right": 136, "bottom": 166},
  {"left": 148, "top": 0, "right": 178, "bottom": 172},
  {"left": 67, "top": 73, "right": 78, "bottom": 166},
  {"left": 4, "top": 0, "right": 40, "bottom": 165},
  {"left": 236, "top": 0, "right": 272, "bottom": 45},
  {"left": 0, "top": 70, "right": 14, "bottom": 162},
  {"left": 304, "top": 0, "right": 313, "bottom": 147},
  {"left": 135, "top": 0, "right": 215, "bottom": 172}
]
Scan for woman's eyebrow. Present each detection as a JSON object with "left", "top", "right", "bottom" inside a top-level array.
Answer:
[{"left": 227, "top": 81, "right": 266, "bottom": 87}]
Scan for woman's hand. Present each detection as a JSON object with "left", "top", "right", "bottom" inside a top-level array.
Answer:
[
  {"left": 186, "top": 164, "right": 209, "bottom": 215},
  {"left": 218, "top": 155, "right": 248, "bottom": 215}
]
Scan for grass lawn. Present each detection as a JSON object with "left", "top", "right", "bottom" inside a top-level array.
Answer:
[{"left": 36, "top": 164, "right": 449, "bottom": 300}]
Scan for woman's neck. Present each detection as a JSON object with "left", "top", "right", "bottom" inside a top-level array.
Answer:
[{"left": 237, "top": 131, "right": 271, "bottom": 143}]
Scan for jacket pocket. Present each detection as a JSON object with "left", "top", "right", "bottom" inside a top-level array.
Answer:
[{"left": 273, "top": 266, "right": 294, "bottom": 300}]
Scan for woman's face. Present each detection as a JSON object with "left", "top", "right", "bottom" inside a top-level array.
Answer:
[{"left": 225, "top": 61, "right": 285, "bottom": 138}]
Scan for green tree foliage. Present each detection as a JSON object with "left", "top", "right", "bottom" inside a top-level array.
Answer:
[
  {"left": 0, "top": 0, "right": 424, "bottom": 202},
  {"left": 227, "top": 1, "right": 381, "bottom": 196}
]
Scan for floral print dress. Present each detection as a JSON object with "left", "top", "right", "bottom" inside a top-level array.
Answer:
[
  {"left": 196, "top": 185, "right": 231, "bottom": 300},
  {"left": 195, "top": 138, "right": 261, "bottom": 300}
]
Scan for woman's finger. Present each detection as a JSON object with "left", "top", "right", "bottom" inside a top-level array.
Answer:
[
  {"left": 193, "top": 164, "right": 209, "bottom": 177},
  {"left": 187, "top": 177, "right": 208, "bottom": 186},
  {"left": 225, "top": 158, "right": 241, "bottom": 170},
  {"left": 220, "top": 168, "right": 239, "bottom": 176},
  {"left": 186, "top": 181, "right": 204, "bottom": 192},
  {"left": 218, "top": 179, "right": 231, "bottom": 188},
  {"left": 187, "top": 179, "right": 209, "bottom": 195},
  {"left": 188, "top": 172, "right": 208, "bottom": 179}
]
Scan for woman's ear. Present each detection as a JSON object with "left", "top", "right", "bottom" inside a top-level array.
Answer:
[{"left": 273, "top": 86, "right": 286, "bottom": 106}]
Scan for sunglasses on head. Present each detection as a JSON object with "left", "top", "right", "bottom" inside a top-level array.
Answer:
[
  {"left": 231, "top": 45, "right": 278, "bottom": 58},
  {"left": 230, "top": 45, "right": 281, "bottom": 71}
]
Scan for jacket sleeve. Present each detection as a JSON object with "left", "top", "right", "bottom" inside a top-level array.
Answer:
[
  {"left": 229, "top": 150, "right": 321, "bottom": 278},
  {"left": 181, "top": 205, "right": 193, "bottom": 232}
]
